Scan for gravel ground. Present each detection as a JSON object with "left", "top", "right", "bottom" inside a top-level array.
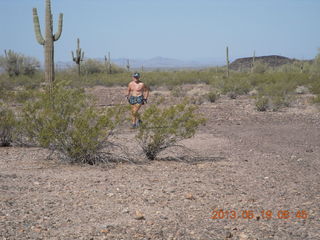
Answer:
[{"left": 1, "top": 87, "right": 320, "bottom": 240}]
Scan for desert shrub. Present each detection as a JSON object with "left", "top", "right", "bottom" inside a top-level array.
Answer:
[
  {"left": 312, "top": 94, "right": 320, "bottom": 104},
  {"left": 82, "top": 58, "right": 126, "bottom": 75},
  {"left": 227, "top": 91, "right": 237, "bottom": 99},
  {"left": 82, "top": 59, "right": 106, "bottom": 74},
  {"left": 310, "top": 50, "right": 320, "bottom": 75},
  {"left": 21, "top": 81, "right": 126, "bottom": 164},
  {"left": 0, "top": 72, "right": 43, "bottom": 93},
  {"left": 206, "top": 90, "right": 219, "bottom": 103},
  {"left": 13, "top": 89, "right": 39, "bottom": 103},
  {"left": 171, "top": 86, "right": 186, "bottom": 97},
  {"left": 0, "top": 103, "right": 17, "bottom": 147},
  {"left": 255, "top": 96, "right": 269, "bottom": 111},
  {"left": 295, "top": 85, "right": 309, "bottom": 94},
  {"left": 219, "top": 75, "right": 251, "bottom": 96},
  {"left": 189, "top": 95, "right": 205, "bottom": 105},
  {"left": 136, "top": 101, "right": 206, "bottom": 160},
  {"left": 270, "top": 95, "right": 291, "bottom": 111},
  {"left": 309, "top": 75, "right": 320, "bottom": 95},
  {"left": 252, "top": 61, "right": 269, "bottom": 74},
  {"left": 0, "top": 50, "right": 40, "bottom": 77}
]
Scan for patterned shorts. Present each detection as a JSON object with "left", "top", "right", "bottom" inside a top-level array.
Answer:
[{"left": 128, "top": 95, "right": 145, "bottom": 105}]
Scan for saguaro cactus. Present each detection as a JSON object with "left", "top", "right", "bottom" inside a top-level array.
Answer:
[
  {"left": 251, "top": 50, "right": 256, "bottom": 73},
  {"left": 32, "top": 0, "right": 63, "bottom": 84},
  {"left": 126, "top": 59, "right": 130, "bottom": 72},
  {"left": 104, "top": 52, "right": 112, "bottom": 74},
  {"left": 72, "top": 38, "right": 84, "bottom": 76},
  {"left": 226, "top": 46, "right": 230, "bottom": 78}
]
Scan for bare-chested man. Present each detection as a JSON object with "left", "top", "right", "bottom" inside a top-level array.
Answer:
[{"left": 125, "top": 72, "right": 149, "bottom": 128}]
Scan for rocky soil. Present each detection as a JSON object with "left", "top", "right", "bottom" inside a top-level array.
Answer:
[{"left": 1, "top": 86, "right": 319, "bottom": 239}]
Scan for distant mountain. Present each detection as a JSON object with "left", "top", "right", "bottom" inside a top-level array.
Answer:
[
  {"left": 54, "top": 55, "right": 313, "bottom": 71},
  {"left": 111, "top": 56, "right": 219, "bottom": 69},
  {"left": 230, "top": 55, "right": 313, "bottom": 71}
]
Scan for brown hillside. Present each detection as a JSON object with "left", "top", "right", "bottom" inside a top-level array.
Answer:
[{"left": 229, "top": 55, "right": 309, "bottom": 71}]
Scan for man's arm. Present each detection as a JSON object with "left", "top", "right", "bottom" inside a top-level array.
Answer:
[
  {"left": 143, "top": 83, "right": 149, "bottom": 100},
  {"left": 125, "top": 83, "right": 131, "bottom": 97}
]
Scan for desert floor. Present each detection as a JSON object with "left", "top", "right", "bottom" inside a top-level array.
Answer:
[{"left": 1, "top": 85, "right": 320, "bottom": 239}]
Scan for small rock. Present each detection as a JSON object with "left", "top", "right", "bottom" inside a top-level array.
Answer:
[
  {"left": 134, "top": 210, "right": 145, "bottom": 220},
  {"left": 226, "top": 231, "right": 233, "bottom": 238},
  {"left": 306, "top": 148, "right": 313, "bottom": 153},
  {"left": 122, "top": 208, "right": 129, "bottom": 214},
  {"left": 239, "top": 232, "right": 248, "bottom": 240},
  {"left": 185, "top": 193, "right": 195, "bottom": 200}
]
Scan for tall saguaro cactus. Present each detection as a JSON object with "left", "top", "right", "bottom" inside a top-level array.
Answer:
[
  {"left": 251, "top": 50, "right": 256, "bottom": 73},
  {"left": 104, "top": 52, "right": 112, "bottom": 74},
  {"left": 226, "top": 46, "right": 230, "bottom": 78},
  {"left": 32, "top": 0, "right": 63, "bottom": 85},
  {"left": 126, "top": 59, "right": 130, "bottom": 72},
  {"left": 72, "top": 38, "right": 84, "bottom": 76}
]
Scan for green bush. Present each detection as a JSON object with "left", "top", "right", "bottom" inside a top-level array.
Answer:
[
  {"left": 312, "top": 94, "right": 320, "bottom": 104},
  {"left": 310, "top": 50, "right": 320, "bottom": 75},
  {"left": 270, "top": 95, "right": 291, "bottom": 111},
  {"left": 252, "top": 61, "right": 269, "bottom": 74},
  {"left": 218, "top": 74, "right": 251, "bottom": 96},
  {"left": 189, "top": 95, "right": 205, "bottom": 105},
  {"left": 0, "top": 103, "right": 17, "bottom": 146},
  {"left": 171, "top": 86, "right": 186, "bottom": 97},
  {"left": 136, "top": 101, "right": 206, "bottom": 160},
  {"left": 21, "top": 81, "right": 126, "bottom": 164},
  {"left": 206, "top": 90, "right": 219, "bottom": 103},
  {"left": 255, "top": 96, "right": 269, "bottom": 111},
  {"left": 82, "top": 58, "right": 126, "bottom": 75},
  {"left": 0, "top": 50, "right": 40, "bottom": 77}
]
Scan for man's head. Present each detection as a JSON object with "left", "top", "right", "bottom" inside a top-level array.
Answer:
[{"left": 132, "top": 72, "right": 140, "bottom": 81}]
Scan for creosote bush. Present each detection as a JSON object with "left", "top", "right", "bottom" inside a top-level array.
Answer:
[
  {"left": 255, "top": 96, "right": 269, "bottom": 111},
  {"left": 0, "top": 103, "right": 17, "bottom": 146},
  {"left": 0, "top": 50, "right": 40, "bottom": 77},
  {"left": 21, "top": 81, "right": 126, "bottom": 164},
  {"left": 136, "top": 100, "right": 206, "bottom": 160},
  {"left": 206, "top": 90, "right": 219, "bottom": 103}
]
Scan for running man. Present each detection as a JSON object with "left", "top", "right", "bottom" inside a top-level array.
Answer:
[{"left": 125, "top": 72, "right": 149, "bottom": 128}]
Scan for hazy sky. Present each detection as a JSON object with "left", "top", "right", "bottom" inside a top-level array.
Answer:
[{"left": 0, "top": 0, "right": 319, "bottom": 63}]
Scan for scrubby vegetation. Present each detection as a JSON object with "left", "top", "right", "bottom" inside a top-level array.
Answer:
[
  {"left": 1, "top": 48, "right": 320, "bottom": 164},
  {"left": 136, "top": 100, "right": 206, "bottom": 160},
  {"left": 0, "top": 103, "right": 18, "bottom": 147},
  {"left": 20, "top": 81, "right": 127, "bottom": 164},
  {"left": 0, "top": 50, "right": 40, "bottom": 77}
]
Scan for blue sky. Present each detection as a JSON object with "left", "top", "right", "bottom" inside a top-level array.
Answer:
[{"left": 0, "top": 0, "right": 319, "bottom": 64}]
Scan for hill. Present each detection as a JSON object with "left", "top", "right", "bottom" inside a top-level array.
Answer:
[{"left": 230, "top": 55, "right": 311, "bottom": 71}]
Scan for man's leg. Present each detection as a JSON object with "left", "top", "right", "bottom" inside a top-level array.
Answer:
[{"left": 131, "top": 104, "right": 142, "bottom": 126}]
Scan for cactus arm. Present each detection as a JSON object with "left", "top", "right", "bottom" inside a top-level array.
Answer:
[
  {"left": 72, "top": 51, "right": 75, "bottom": 61},
  {"left": 32, "top": 8, "right": 45, "bottom": 45},
  {"left": 53, "top": 13, "right": 63, "bottom": 41},
  {"left": 81, "top": 51, "right": 84, "bottom": 61}
]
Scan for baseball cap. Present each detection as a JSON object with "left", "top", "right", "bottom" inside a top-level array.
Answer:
[{"left": 132, "top": 72, "right": 140, "bottom": 78}]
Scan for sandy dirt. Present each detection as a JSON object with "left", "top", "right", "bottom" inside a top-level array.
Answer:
[{"left": 1, "top": 86, "right": 320, "bottom": 240}]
